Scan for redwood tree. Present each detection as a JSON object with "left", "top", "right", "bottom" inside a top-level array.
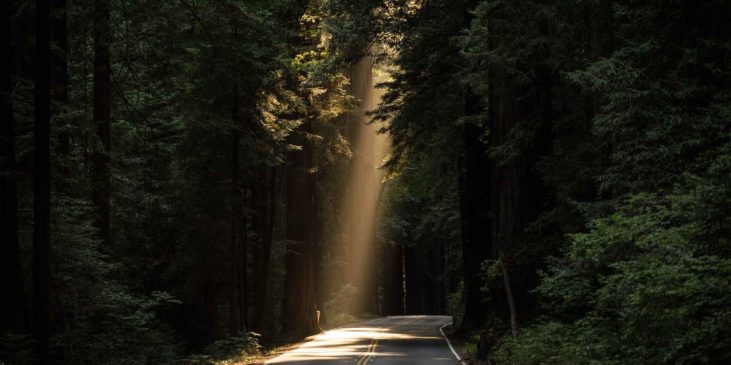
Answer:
[
  {"left": 32, "top": 0, "right": 52, "bottom": 362},
  {"left": 282, "top": 125, "right": 320, "bottom": 337},
  {"left": 0, "top": 0, "right": 27, "bottom": 334},
  {"left": 91, "top": 0, "right": 110, "bottom": 245}
]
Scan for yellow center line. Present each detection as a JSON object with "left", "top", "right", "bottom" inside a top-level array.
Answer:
[
  {"left": 355, "top": 317, "right": 421, "bottom": 365},
  {"left": 357, "top": 337, "right": 378, "bottom": 365}
]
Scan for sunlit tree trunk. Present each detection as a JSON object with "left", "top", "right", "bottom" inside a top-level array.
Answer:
[{"left": 32, "top": 0, "right": 52, "bottom": 362}]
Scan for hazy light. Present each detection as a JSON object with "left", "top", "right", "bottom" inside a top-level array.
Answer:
[{"left": 330, "top": 54, "right": 390, "bottom": 315}]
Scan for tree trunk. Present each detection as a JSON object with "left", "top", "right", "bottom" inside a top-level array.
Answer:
[
  {"left": 403, "top": 246, "right": 421, "bottom": 314},
  {"left": 0, "top": 0, "right": 28, "bottom": 334},
  {"left": 313, "top": 176, "right": 327, "bottom": 325},
  {"left": 33, "top": 0, "right": 52, "bottom": 362},
  {"left": 457, "top": 99, "right": 491, "bottom": 330},
  {"left": 457, "top": 0, "right": 491, "bottom": 330},
  {"left": 91, "top": 0, "right": 111, "bottom": 246},
  {"left": 501, "top": 260, "right": 518, "bottom": 337},
  {"left": 251, "top": 167, "right": 275, "bottom": 332},
  {"left": 488, "top": 83, "right": 521, "bottom": 333},
  {"left": 229, "top": 131, "right": 240, "bottom": 333},
  {"left": 486, "top": 9, "right": 555, "bottom": 341},
  {"left": 50, "top": 0, "right": 68, "bottom": 159},
  {"left": 379, "top": 242, "right": 404, "bottom": 315},
  {"left": 282, "top": 124, "right": 319, "bottom": 337},
  {"left": 241, "top": 187, "right": 249, "bottom": 333},
  {"left": 229, "top": 83, "right": 244, "bottom": 333}
]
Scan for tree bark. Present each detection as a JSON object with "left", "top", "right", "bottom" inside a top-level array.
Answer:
[
  {"left": 313, "top": 174, "right": 327, "bottom": 325},
  {"left": 457, "top": 0, "right": 491, "bottom": 330},
  {"left": 50, "top": 0, "right": 68, "bottom": 156},
  {"left": 457, "top": 99, "right": 491, "bottom": 330},
  {"left": 33, "top": 0, "right": 52, "bottom": 362},
  {"left": 282, "top": 124, "right": 319, "bottom": 337},
  {"left": 91, "top": 0, "right": 111, "bottom": 246},
  {"left": 0, "top": 0, "right": 28, "bottom": 334},
  {"left": 229, "top": 131, "right": 241, "bottom": 333},
  {"left": 241, "top": 186, "right": 249, "bottom": 333},
  {"left": 501, "top": 259, "right": 518, "bottom": 337},
  {"left": 252, "top": 167, "right": 275, "bottom": 331},
  {"left": 379, "top": 242, "right": 404, "bottom": 315}
]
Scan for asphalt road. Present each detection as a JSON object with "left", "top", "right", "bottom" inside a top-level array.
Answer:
[{"left": 266, "top": 315, "right": 461, "bottom": 365}]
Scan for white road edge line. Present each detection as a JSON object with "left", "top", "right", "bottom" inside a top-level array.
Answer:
[{"left": 440, "top": 322, "right": 466, "bottom": 364}]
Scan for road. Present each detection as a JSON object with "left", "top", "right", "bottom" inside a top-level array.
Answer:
[{"left": 266, "top": 315, "right": 461, "bottom": 365}]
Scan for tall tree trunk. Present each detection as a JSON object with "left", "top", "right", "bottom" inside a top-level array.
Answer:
[
  {"left": 379, "top": 242, "right": 404, "bottom": 315},
  {"left": 252, "top": 167, "right": 275, "bottom": 332},
  {"left": 229, "top": 132, "right": 239, "bottom": 333},
  {"left": 91, "top": 0, "right": 111, "bottom": 246},
  {"left": 500, "top": 260, "right": 518, "bottom": 337},
  {"left": 0, "top": 0, "right": 28, "bottom": 334},
  {"left": 457, "top": 99, "right": 491, "bottom": 330},
  {"left": 240, "top": 188, "right": 248, "bottom": 333},
  {"left": 486, "top": 10, "right": 555, "bottom": 340},
  {"left": 457, "top": 0, "right": 491, "bottom": 330},
  {"left": 229, "top": 86, "right": 242, "bottom": 333},
  {"left": 33, "top": 0, "right": 52, "bottom": 362},
  {"left": 403, "top": 246, "right": 422, "bottom": 314},
  {"left": 313, "top": 177, "right": 327, "bottom": 325},
  {"left": 282, "top": 124, "right": 319, "bottom": 337},
  {"left": 488, "top": 84, "right": 520, "bottom": 333},
  {"left": 50, "top": 0, "right": 68, "bottom": 157}
]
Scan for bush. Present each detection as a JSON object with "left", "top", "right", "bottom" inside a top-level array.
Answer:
[
  {"left": 496, "top": 184, "right": 731, "bottom": 364},
  {"left": 184, "top": 333, "right": 262, "bottom": 365}
]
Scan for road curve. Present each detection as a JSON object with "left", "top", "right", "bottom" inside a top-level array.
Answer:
[{"left": 266, "top": 315, "right": 460, "bottom": 365}]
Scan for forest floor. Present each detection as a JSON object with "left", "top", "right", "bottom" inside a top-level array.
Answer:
[{"left": 243, "top": 342, "right": 305, "bottom": 365}]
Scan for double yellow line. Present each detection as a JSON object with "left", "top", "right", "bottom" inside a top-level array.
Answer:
[
  {"left": 356, "top": 316, "right": 422, "bottom": 365},
  {"left": 356, "top": 337, "right": 378, "bottom": 365}
]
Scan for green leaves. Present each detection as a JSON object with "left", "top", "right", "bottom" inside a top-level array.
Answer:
[{"left": 501, "top": 183, "right": 731, "bottom": 364}]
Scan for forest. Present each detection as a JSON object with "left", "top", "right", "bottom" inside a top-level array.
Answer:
[{"left": 1, "top": 0, "right": 730, "bottom": 364}]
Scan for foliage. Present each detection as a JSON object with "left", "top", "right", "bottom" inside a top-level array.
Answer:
[
  {"left": 6, "top": 0, "right": 364, "bottom": 362},
  {"left": 498, "top": 181, "right": 731, "bottom": 364},
  {"left": 5, "top": 0, "right": 731, "bottom": 363},
  {"left": 373, "top": 0, "right": 731, "bottom": 363},
  {"left": 185, "top": 333, "right": 262, "bottom": 365},
  {"left": 324, "top": 283, "right": 360, "bottom": 319}
]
